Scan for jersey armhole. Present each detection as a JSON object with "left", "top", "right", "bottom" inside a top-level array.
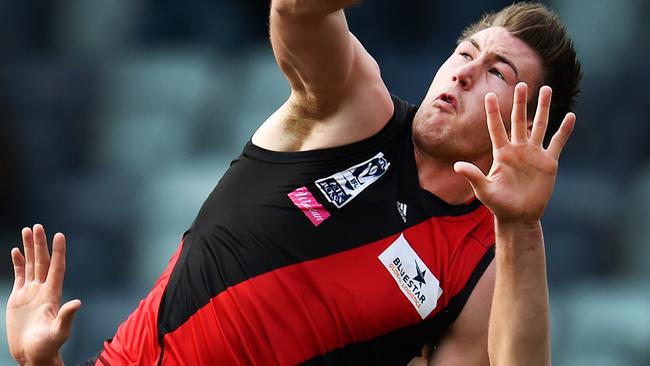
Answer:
[{"left": 429, "top": 246, "right": 495, "bottom": 347}]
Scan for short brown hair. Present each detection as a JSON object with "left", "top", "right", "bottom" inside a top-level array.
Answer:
[{"left": 459, "top": 2, "right": 582, "bottom": 146}]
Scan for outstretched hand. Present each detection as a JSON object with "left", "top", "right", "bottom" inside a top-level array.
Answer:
[
  {"left": 454, "top": 83, "right": 576, "bottom": 224},
  {"left": 6, "top": 224, "right": 80, "bottom": 366}
]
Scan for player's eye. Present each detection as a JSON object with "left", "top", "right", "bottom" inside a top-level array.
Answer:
[
  {"left": 490, "top": 68, "right": 505, "bottom": 80},
  {"left": 459, "top": 52, "right": 473, "bottom": 60}
]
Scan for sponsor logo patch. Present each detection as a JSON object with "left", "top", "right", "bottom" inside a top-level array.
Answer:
[
  {"left": 378, "top": 234, "right": 442, "bottom": 319},
  {"left": 315, "top": 152, "right": 390, "bottom": 208},
  {"left": 288, "top": 186, "right": 331, "bottom": 226}
]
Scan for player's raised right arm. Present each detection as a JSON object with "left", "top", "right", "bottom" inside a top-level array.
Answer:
[
  {"left": 257, "top": 0, "right": 393, "bottom": 150},
  {"left": 270, "top": 0, "right": 360, "bottom": 103}
]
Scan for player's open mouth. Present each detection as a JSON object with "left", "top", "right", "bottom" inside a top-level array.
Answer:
[{"left": 434, "top": 93, "right": 458, "bottom": 111}]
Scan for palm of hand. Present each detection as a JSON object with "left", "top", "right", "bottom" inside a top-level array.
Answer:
[
  {"left": 7, "top": 281, "right": 64, "bottom": 362},
  {"left": 481, "top": 142, "right": 558, "bottom": 222}
]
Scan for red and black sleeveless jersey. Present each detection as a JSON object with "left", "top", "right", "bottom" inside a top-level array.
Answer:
[{"left": 92, "top": 96, "right": 495, "bottom": 365}]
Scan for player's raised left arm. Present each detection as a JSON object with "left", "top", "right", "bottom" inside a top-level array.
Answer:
[
  {"left": 6, "top": 224, "right": 81, "bottom": 366},
  {"left": 454, "top": 82, "right": 576, "bottom": 366}
]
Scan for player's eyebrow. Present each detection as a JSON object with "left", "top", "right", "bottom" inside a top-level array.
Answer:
[{"left": 469, "top": 38, "right": 520, "bottom": 78}]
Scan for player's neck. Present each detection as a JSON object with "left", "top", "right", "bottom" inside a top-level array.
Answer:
[{"left": 414, "top": 147, "right": 491, "bottom": 205}]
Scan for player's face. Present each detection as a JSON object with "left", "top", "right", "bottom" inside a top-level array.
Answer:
[{"left": 413, "top": 26, "right": 542, "bottom": 162}]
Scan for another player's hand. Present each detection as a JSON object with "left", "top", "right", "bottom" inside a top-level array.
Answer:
[
  {"left": 454, "top": 82, "right": 576, "bottom": 224},
  {"left": 6, "top": 224, "right": 80, "bottom": 366}
]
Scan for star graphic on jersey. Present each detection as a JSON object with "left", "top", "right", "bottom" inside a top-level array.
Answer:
[{"left": 413, "top": 261, "right": 427, "bottom": 288}]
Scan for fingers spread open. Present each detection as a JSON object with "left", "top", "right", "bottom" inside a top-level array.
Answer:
[
  {"left": 547, "top": 112, "right": 576, "bottom": 160},
  {"left": 511, "top": 82, "right": 528, "bottom": 144},
  {"left": 46, "top": 233, "right": 67, "bottom": 298},
  {"left": 33, "top": 224, "right": 51, "bottom": 283},
  {"left": 11, "top": 247, "right": 26, "bottom": 291},
  {"left": 22, "top": 227, "right": 35, "bottom": 283},
  {"left": 485, "top": 93, "right": 508, "bottom": 149},
  {"left": 531, "top": 86, "right": 552, "bottom": 146}
]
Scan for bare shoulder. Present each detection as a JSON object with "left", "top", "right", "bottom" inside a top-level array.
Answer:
[{"left": 252, "top": 34, "right": 394, "bottom": 152}]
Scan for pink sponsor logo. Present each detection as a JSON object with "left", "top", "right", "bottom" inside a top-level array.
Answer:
[{"left": 288, "top": 186, "right": 331, "bottom": 227}]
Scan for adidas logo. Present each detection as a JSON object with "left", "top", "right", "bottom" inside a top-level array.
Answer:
[{"left": 397, "top": 201, "right": 407, "bottom": 223}]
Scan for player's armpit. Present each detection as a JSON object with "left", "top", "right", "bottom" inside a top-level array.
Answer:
[
  {"left": 427, "top": 261, "right": 495, "bottom": 366},
  {"left": 255, "top": 1, "right": 393, "bottom": 152}
]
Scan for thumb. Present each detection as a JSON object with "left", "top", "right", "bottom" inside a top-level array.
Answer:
[
  {"left": 52, "top": 299, "right": 81, "bottom": 342},
  {"left": 453, "top": 161, "right": 488, "bottom": 195}
]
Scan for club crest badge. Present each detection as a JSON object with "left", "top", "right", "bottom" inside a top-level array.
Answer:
[{"left": 316, "top": 152, "right": 390, "bottom": 208}]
